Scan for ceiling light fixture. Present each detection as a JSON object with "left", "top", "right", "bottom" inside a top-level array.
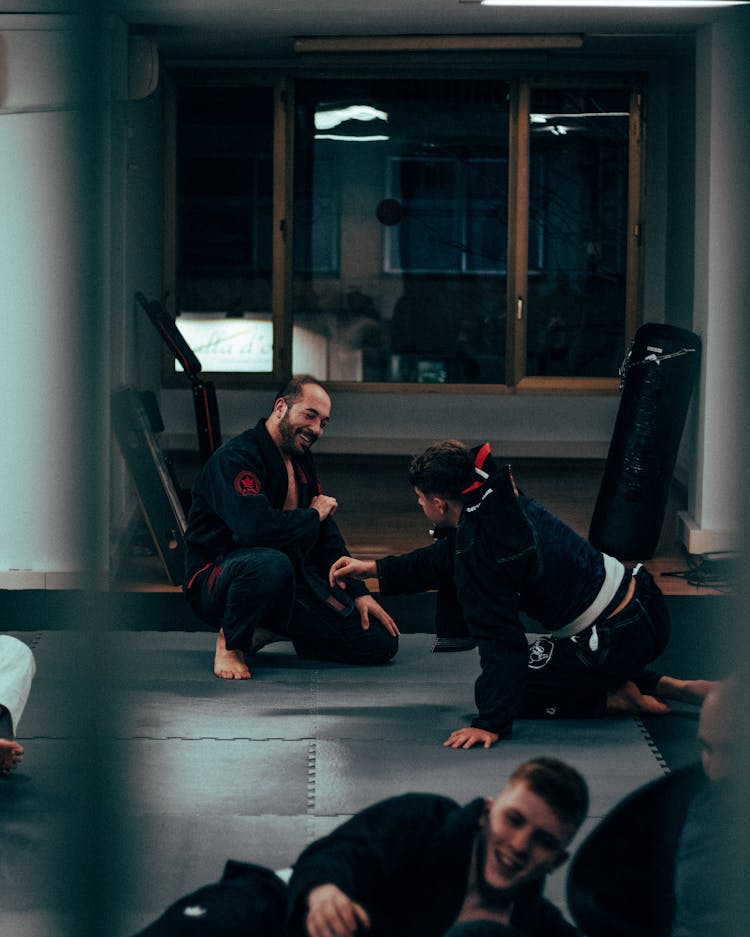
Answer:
[
  {"left": 294, "top": 34, "right": 584, "bottom": 53},
  {"left": 472, "top": 1, "right": 748, "bottom": 7}
]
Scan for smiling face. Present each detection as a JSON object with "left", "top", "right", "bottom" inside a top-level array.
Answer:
[
  {"left": 479, "top": 779, "right": 574, "bottom": 897},
  {"left": 272, "top": 383, "right": 331, "bottom": 456}
]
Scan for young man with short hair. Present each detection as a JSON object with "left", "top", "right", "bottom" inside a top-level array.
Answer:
[
  {"left": 291, "top": 756, "right": 587, "bottom": 937},
  {"left": 134, "top": 757, "right": 589, "bottom": 937},
  {"left": 330, "top": 440, "right": 713, "bottom": 748}
]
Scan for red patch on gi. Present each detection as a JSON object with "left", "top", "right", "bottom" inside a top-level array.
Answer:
[{"left": 234, "top": 470, "right": 261, "bottom": 496}]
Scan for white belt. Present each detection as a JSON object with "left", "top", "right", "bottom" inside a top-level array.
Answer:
[{"left": 553, "top": 553, "right": 626, "bottom": 639}]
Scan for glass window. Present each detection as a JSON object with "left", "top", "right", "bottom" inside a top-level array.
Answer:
[
  {"left": 174, "top": 84, "right": 276, "bottom": 373},
  {"left": 293, "top": 78, "right": 510, "bottom": 384},
  {"left": 165, "top": 73, "right": 641, "bottom": 389},
  {"left": 525, "top": 88, "right": 631, "bottom": 378}
]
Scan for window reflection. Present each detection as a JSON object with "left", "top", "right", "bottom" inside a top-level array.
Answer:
[
  {"left": 170, "top": 79, "right": 637, "bottom": 385},
  {"left": 176, "top": 85, "right": 274, "bottom": 324},
  {"left": 526, "top": 89, "right": 631, "bottom": 378},
  {"left": 294, "top": 78, "right": 510, "bottom": 383}
]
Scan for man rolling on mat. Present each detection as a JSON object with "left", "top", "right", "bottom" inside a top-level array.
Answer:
[
  {"left": 132, "top": 756, "right": 589, "bottom": 937},
  {"left": 330, "top": 440, "right": 713, "bottom": 749}
]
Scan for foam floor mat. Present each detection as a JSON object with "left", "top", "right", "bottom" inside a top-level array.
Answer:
[{"left": 2, "top": 630, "right": 685, "bottom": 937}]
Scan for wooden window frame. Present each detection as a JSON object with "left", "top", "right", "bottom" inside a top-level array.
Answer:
[{"left": 162, "top": 67, "right": 645, "bottom": 395}]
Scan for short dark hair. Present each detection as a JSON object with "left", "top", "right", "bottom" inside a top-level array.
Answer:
[
  {"left": 273, "top": 375, "right": 326, "bottom": 408},
  {"left": 509, "top": 757, "right": 589, "bottom": 829},
  {"left": 408, "top": 440, "right": 475, "bottom": 499}
]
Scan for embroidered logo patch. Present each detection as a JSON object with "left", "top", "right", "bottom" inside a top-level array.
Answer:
[
  {"left": 234, "top": 470, "right": 261, "bottom": 496},
  {"left": 528, "top": 637, "right": 555, "bottom": 670}
]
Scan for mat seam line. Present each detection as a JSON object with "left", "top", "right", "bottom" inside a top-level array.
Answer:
[{"left": 634, "top": 715, "right": 670, "bottom": 775}]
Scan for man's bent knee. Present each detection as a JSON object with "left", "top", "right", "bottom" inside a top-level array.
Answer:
[
  {"left": 231, "top": 548, "right": 294, "bottom": 595},
  {"left": 349, "top": 631, "right": 399, "bottom": 666}
]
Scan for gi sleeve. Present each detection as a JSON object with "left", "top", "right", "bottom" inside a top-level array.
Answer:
[
  {"left": 309, "top": 515, "right": 369, "bottom": 599},
  {"left": 470, "top": 634, "right": 529, "bottom": 737},
  {"left": 455, "top": 512, "right": 537, "bottom": 737},
  {"left": 285, "top": 793, "right": 458, "bottom": 935},
  {"left": 202, "top": 449, "right": 321, "bottom": 558},
  {"left": 375, "top": 538, "right": 453, "bottom": 595}
]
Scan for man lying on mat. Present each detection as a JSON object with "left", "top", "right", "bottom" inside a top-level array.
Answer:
[
  {"left": 133, "top": 756, "right": 588, "bottom": 937},
  {"left": 184, "top": 376, "right": 398, "bottom": 680},
  {"left": 330, "top": 440, "right": 713, "bottom": 750}
]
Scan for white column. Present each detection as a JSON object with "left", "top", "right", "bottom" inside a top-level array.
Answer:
[
  {"left": 678, "top": 10, "right": 750, "bottom": 556},
  {"left": 0, "top": 15, "right": 108, "bottom": 587}
]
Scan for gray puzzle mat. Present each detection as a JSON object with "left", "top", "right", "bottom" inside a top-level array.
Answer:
[{"left": 2, "top": 631, "right": 672, "bottom": 937}]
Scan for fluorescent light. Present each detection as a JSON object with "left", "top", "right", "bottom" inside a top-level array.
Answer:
[
  {"left": 479, "top": 1, "right": 747, "bottom": 6},
  {"left": 314, "top": 104, "right": 388, "bottom": 131},
  {"left": 531, "top": 111, "right": 629, "bottom": 120},
  {"left": 296, "top": 34, "right": 584, "bottom": 52},
  {"left": 314, "top": 134, "right": 390, "bottom": 142}
]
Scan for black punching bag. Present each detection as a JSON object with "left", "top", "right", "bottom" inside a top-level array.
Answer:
[{"left": 588, "top": 323, "right": 701, "bottom": 560}]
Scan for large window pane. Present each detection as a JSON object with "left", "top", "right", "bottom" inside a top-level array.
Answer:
[
  {"left": 526, "top": 88, "right": 630, "bottom": 378},
  {"left": 175, "top": 85, "right": 275, "bottom": 372},
  {"left": 293, "top": 78, "right": 510, "bottom": 384}
]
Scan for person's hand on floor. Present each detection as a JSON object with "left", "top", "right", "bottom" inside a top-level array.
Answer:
[{"left": 444, "top": 726, "right": 500, "bottom": 750}]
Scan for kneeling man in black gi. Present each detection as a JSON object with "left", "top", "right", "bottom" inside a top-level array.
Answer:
[
  {"left": 184, "top": 376, "right": 398, "bottom": 680},
  {"left": 134, "top": 756, "right": 589, "bottom": 937},
  {"left": 331, "top": 440, "right": 714, "bottom": 749}
]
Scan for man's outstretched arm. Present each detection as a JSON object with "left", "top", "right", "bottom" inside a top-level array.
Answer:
[
  {"left": 443, "top": 636, "right": 527, "bottom": 750},
  {"left": 329, "top": 556, "right": 377, "bottom": 585}
]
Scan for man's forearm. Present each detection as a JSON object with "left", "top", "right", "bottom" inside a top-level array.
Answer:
[{"left": 471, "top": 640, "right": 528, "bottom": 736}]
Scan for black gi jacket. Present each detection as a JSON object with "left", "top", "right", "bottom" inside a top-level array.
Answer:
[
  {"left": 184, "top": 418, "right": 367, "bottom": 602},
  {"left": 286, "top": 793, "right": 580, "bottom": 937},
  {"left": 375, "top": 446, "right": 605, "bottom": 737}
]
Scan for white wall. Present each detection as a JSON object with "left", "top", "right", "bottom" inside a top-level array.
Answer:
[
  {"left": 0, "top": 14, "right": 111, "bottom": 585},
  {"left": 161, "top": 386, "right": 620, "bottom": 459},
  {"left": 677, "top": 9, "right": 750, "bottom": 556}
]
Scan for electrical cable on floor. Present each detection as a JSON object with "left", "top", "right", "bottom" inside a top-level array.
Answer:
[{"left": 660, "top": 549, "right": 739, "bottom": 592}]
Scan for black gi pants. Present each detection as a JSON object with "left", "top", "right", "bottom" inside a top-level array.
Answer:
[
  {"left": 521, "top": 565, "right": 670, "bottom": 717},
  {"left": 188, "top": 547, "right": 398, "bottom": 666},
  {"left": 132, "top": 861, "right": 285, "bottom": 937},
  {"left": 436, "top": 564, "right": 669, "bottom": 717}
]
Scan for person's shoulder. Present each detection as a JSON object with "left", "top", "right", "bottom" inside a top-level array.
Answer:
[
  {"left": 215, "top": 422, "right": 267, "bottom": 459},
  {"left": 379, "top": 791, "right": 460, "bottom": 811},
  {"left": 361, "top": 792, "right": 464, "bottom": 828}
]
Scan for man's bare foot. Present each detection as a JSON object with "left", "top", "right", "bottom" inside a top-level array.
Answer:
[
  {"left": 606, "top": 680, "right": 671, "bottom": 716},
  {"left": 0, "top": 738, "right": 24, "bottom": 777},
  {"left": 250, "top": 627, "right": 288, "bottom": 654},
  {"left": 214, "top": 629, "right": 251, "bottom": 680},
  {"left": 654, "top": 676, "right": 717, "bottom": 706}
]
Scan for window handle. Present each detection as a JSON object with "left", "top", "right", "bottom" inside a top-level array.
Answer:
[{"left": 516, "top": 296, "right": 524, "bottom": 321}]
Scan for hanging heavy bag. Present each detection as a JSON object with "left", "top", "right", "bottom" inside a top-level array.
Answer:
[{"left": 588, "top": 323, "right": 701, "bottom": 560}]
